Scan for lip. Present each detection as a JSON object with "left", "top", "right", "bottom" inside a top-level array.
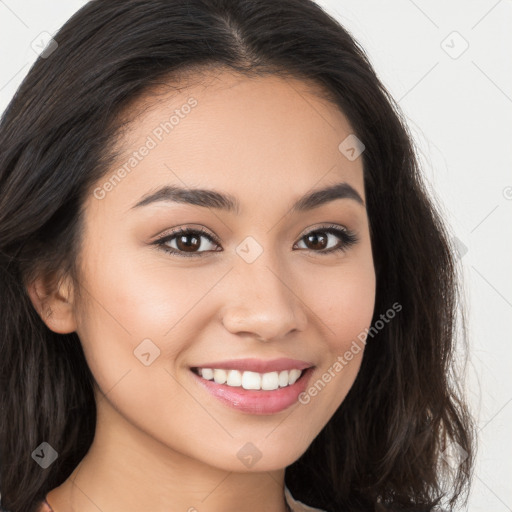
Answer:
[
  {"left": 190, "top": 357, "right": 313, "bottom": 373},
  {"left": 190, "top": 365, "right": 315, "bottom": 415}
]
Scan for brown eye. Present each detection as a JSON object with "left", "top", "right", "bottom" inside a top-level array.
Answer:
[
  {"left": 294, "top": 226, "right": 359, "bottom": 255},
  {"left": 154, "top": 228, "right": 221, "bottom": 258},
  {"left": 175, "top": 233, "right": 202, "bottom": 252},
  {"left": 303, "top": 232, "right": 329, "bottom": 251}
]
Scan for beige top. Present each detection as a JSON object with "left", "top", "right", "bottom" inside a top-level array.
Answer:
[{"left": 284, "top": 485, "right": 328, "bottom": 512}]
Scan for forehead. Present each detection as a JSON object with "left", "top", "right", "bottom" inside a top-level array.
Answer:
[{"left": 89, "top": 69, "right": 365, "bottom": 216}]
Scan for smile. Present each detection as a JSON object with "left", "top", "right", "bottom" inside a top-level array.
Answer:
[{"left": 189, "top": 365, "right": 315, "bottom": 415}]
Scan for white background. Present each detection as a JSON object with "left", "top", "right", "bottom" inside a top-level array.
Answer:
[{"left": 0, "top": 1, "right": 510, "bottom": 510}]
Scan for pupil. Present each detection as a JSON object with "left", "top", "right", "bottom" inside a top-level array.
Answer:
[
  {"left": 307, "top": 232, "right": 326, "bottom": 250},
  {"left": 178, "top": 234, "right": 200, "bottom": 252}
]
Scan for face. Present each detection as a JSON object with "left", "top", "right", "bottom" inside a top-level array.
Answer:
[{"left": 62, "top": 70, "right": 376, "bottom": 472}]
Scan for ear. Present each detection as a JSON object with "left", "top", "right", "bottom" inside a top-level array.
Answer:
[{"left": 26, "top": 272, "right": 78, "bottom": 334}]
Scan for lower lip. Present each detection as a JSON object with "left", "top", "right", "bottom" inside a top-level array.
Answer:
[{"left": 190, "top": 367, "right": 314, "bottom": 415}]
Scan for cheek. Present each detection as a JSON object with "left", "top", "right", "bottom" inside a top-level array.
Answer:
[
  {"left": 73, "top": 257, "right": 209, "bottom": 441},
  {"left": 295, "top": 264, "right": 375, "bottom": 418},
  {"left": 73, "top": 251, "right": 173, "bottom": 377},
  {"left": 74, "top": 248, "right": 227, "bottom": 392},
  {"left": 315, "top": 256, "right": 376, "bottom": 404},
  {"left": 81, "top": 248, "right": 211, "bottom": 340},
  {"left": 305, "top": 257, "right": 376, "bottom": 350}
]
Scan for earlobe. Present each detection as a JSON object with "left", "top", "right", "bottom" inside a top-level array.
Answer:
[{"left": 26, "top": 273, "right": 78, "bottom": 334}]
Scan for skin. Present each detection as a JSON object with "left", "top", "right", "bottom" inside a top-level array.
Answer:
[{"left": 28, "top": 70, "right": 376, "bottom": 512}]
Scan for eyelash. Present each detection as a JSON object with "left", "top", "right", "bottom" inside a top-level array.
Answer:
[{"left": 152, "top": 224, "right": 359, "bottom": 258}]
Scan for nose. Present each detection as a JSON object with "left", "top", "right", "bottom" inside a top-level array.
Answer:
[{"left": 220, "top": 251, "right": 308, "bottom": 342}]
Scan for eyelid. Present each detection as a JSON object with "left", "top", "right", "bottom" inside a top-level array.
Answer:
[
  {"left": 152, "top": 225, "right": 220, "bottom": 244},
  {"left": 296, "top": 222, "right": 349, "bottom": 239},
  {"left": 152, "top": 223, "right": 353, "bottom": 242}
]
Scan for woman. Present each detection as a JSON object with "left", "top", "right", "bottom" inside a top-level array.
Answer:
[{"left": 0, "top": 1, "right": 474, "bottom": 511}]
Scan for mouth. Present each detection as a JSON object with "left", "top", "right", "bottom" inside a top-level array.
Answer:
[{"left": 189, "top": 363, "right": 315, "bottom": 415}]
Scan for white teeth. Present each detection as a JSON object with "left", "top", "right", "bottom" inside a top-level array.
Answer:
[
  {"left": 213, "top": 369, "right": 227, "bottom": 384},
  {"left": 288, "top": 369, "right": 302, "bottom": 385},
  {"left": 226, "top": 369, "right": 242, "bottom": 387},
  {"left": 242, "top": 371, "right": 261, "bottom": 390},
  {"left": 201, "top": 368, "right": 214, "bottom": 380},
  {"left": 261, "top": 371, "right": 279, "bottom": 390},
  {"left": 278, "top": 370, "right": 289, "bottom": 387},
  {"left": 195, "top": 367, "right": 304, "bottom": 390}
]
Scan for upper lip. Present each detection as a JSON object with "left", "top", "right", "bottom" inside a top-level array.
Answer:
[{"left": 191, "top": 358, "right": 314, "bottom": 373}]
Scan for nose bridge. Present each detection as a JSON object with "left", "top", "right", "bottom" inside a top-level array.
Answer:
[{"left": 221, "top": 238, "right": 307, "bottom": 340}]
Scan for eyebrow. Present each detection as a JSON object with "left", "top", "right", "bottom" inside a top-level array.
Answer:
[{"left": 130, "top": 181, "right": 365, "bottom": 214}]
